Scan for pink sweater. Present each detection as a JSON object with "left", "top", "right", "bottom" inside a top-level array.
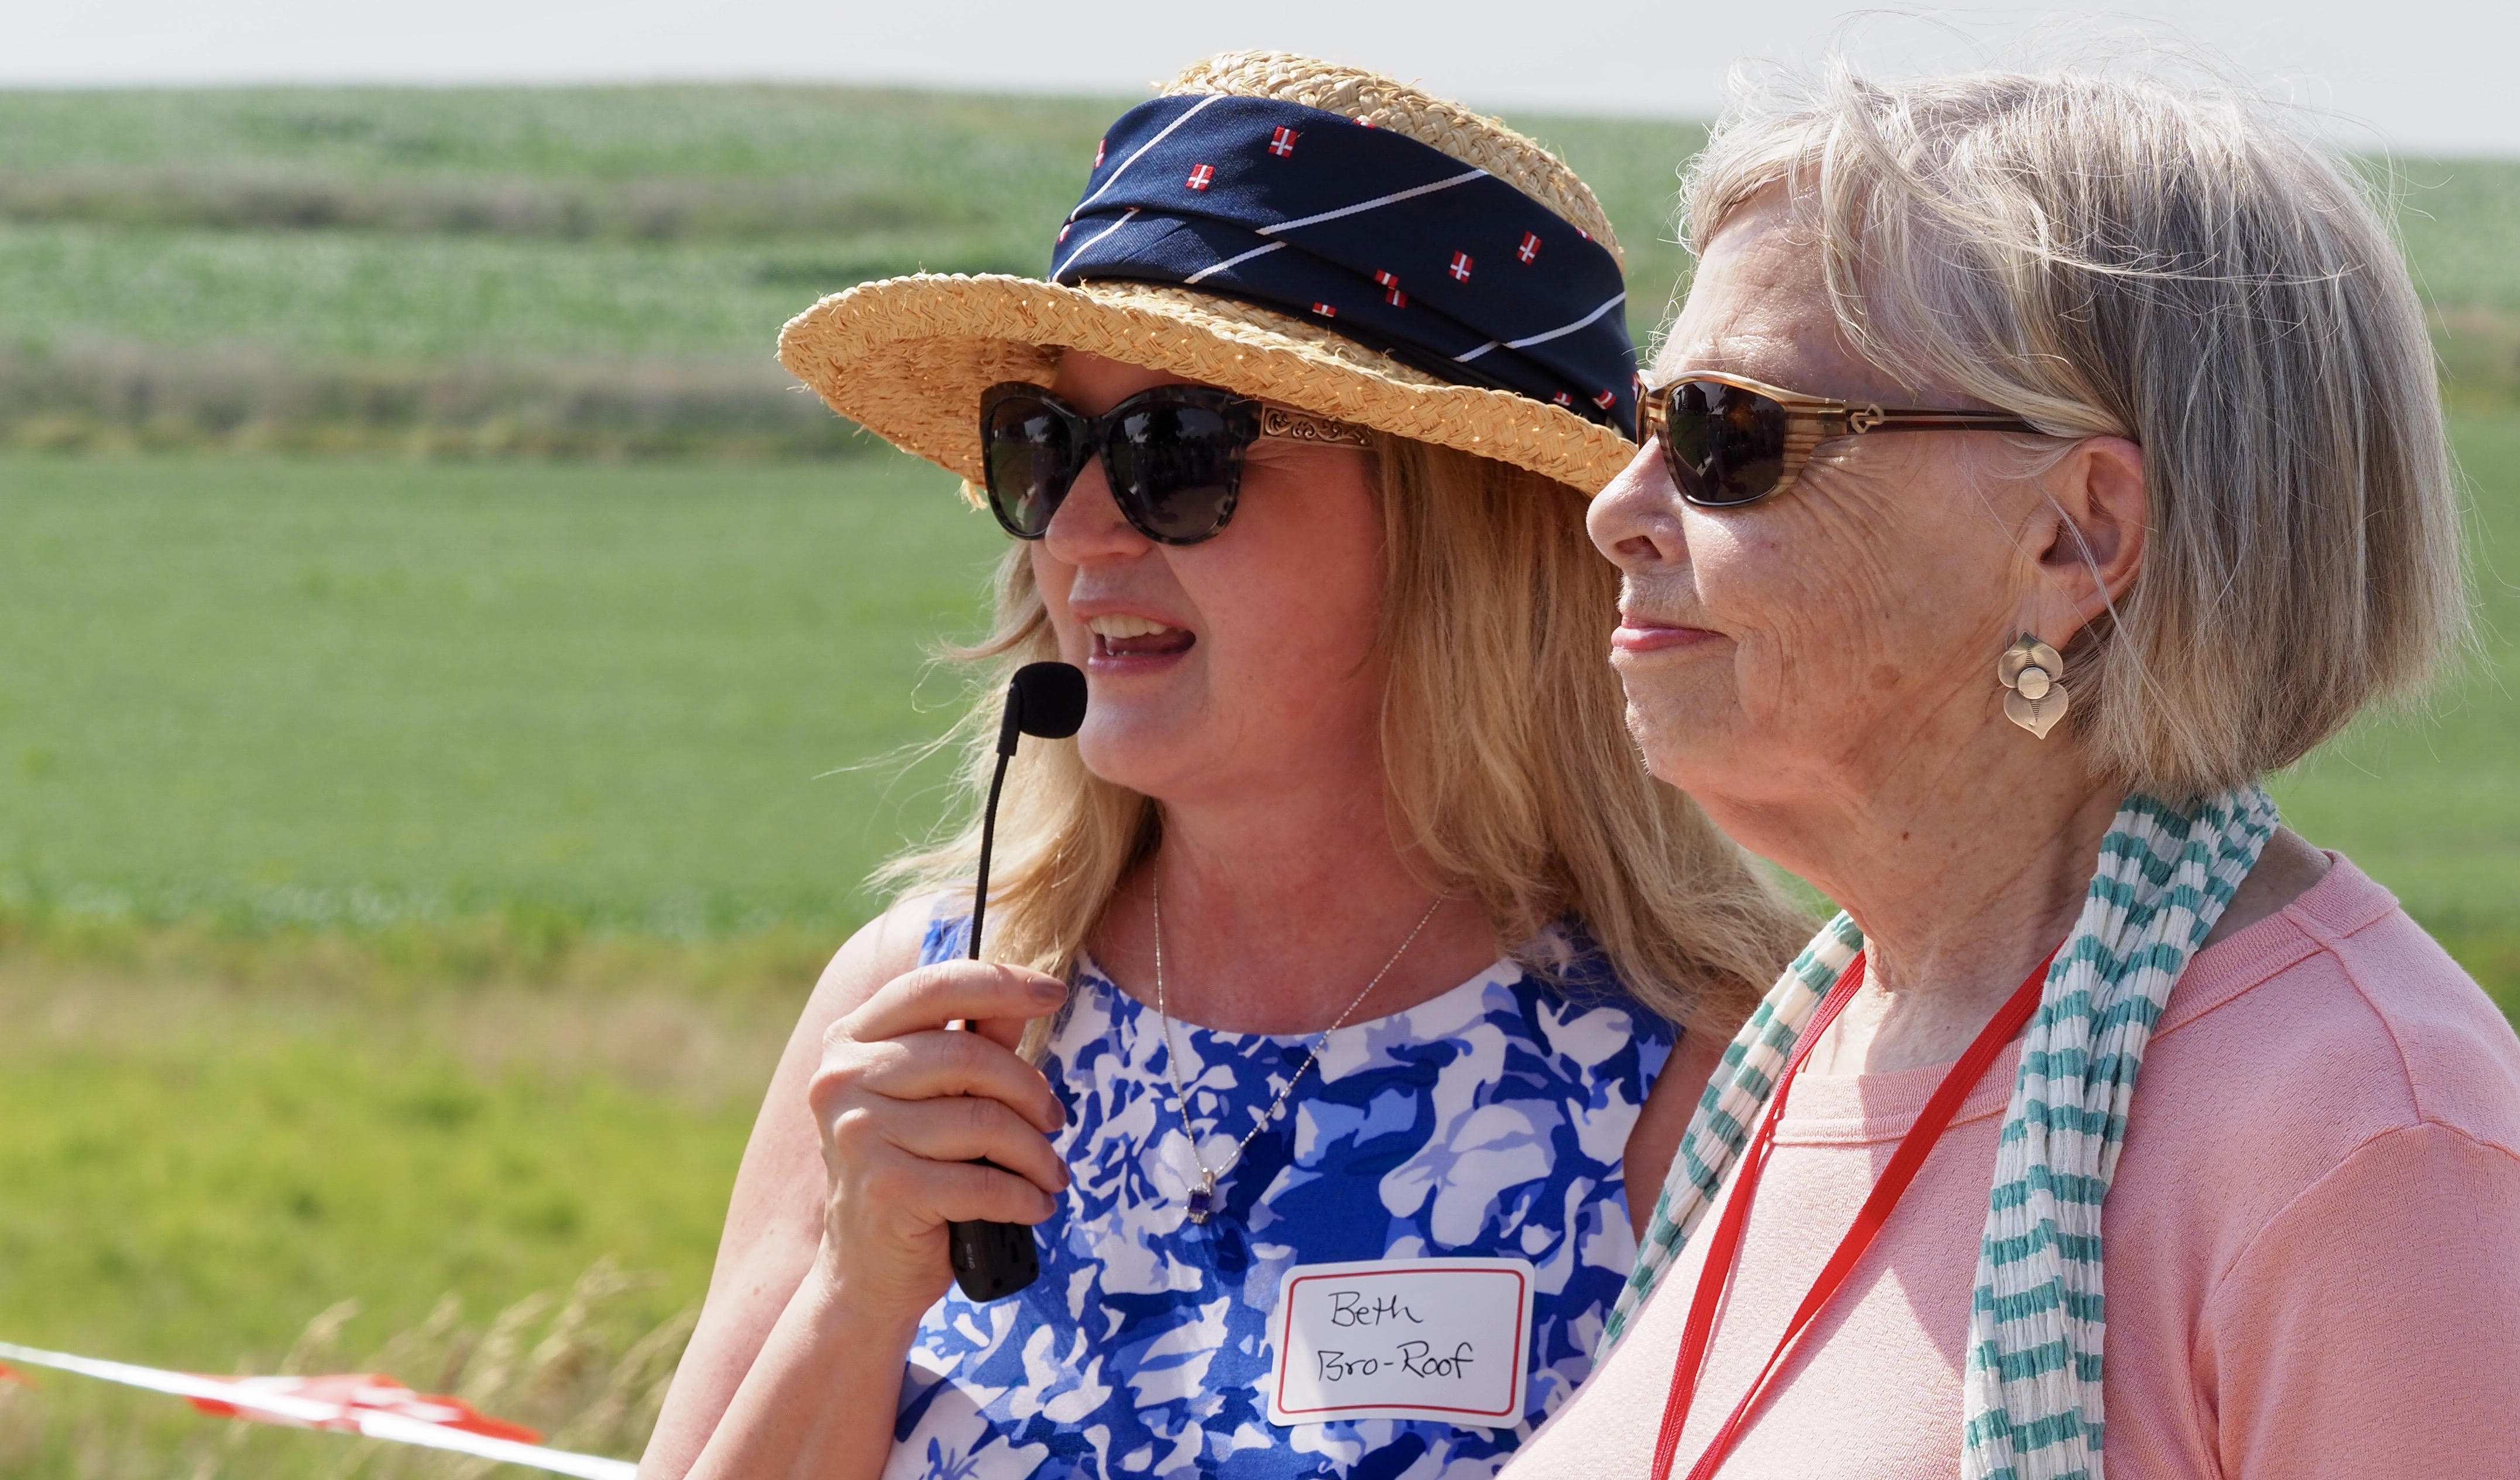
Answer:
[{"left": 1505, "top": 856, "right": 2520, "bottom": 1479}]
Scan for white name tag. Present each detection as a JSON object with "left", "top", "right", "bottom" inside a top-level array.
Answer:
[{"left": 1265, "top": 1257, "right": 1536, "bottom": 1429}]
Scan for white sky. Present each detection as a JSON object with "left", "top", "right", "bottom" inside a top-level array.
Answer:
[{"left": 8, "top": 1, "right": 2516, "bottom": 157}]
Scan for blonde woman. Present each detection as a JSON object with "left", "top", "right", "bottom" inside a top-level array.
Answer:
[
  {"left": 641, "top": 54, "right": 1810, "bottom": 1480},
  {"left": 1506, "top": 66, "right": 2520, "bottom": 1480}
]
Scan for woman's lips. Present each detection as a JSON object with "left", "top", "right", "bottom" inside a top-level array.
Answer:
[{"left": 1611, "top": 618, "right": 1718, "bottom": 655}]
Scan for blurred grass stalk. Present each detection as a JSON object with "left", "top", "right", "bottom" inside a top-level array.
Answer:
[{"left": 0, "top": 1261, "right": 693, "bottom": 1479}]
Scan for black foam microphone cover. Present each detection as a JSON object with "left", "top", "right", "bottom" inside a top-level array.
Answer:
[{"left": 997, "top": 660, "right": 1088, "bottom": 753}]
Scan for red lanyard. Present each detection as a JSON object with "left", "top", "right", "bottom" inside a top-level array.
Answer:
[{"left": 1648, "top": 945, "right": 2059, "bottom": 1480}]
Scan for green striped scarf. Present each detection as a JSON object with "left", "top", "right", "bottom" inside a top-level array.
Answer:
[{"left": 1600, "top": 785, "right": 2278, "bottom": 1479}]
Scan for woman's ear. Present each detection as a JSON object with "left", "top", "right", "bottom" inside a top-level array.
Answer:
[{"left": 2025, "top": 435, "right": 2147, "bottom": 634}]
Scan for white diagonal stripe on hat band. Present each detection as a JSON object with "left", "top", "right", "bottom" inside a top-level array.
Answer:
[
  {"left": 1504, "top": 291, "right": 1628, "bottom": 349},
  {"left": 1067, "top": 94, "right": 1228, "bottom": 222},
  {"left": 1181, "top": 239, "right": 1286, "bottom": 285},
  {"left": 1053, "top": 208, "right": 1141, "bottom": 281},
  {"left": 1255, "top": 168, "right": 1489, "bottom": 235}
]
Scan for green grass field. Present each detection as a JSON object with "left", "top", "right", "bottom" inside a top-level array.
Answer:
[
  {"left": 0, "top": 959, "right": 781, "bottom": 1476},
  {"left": 0, "top": 445, "right": 1004, "bottom": 1474},
  {"left": 0, "top": 452, "right": 1001, "bottom": 935},
  {"left": 0, "top": 83, "right": 2514, "bottom": 1477}
]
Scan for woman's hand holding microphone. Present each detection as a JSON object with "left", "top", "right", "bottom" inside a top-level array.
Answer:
[
  {"left": 805, "top": 961, "right": 1071, "bottom": 1321},
  {"left": 674, "top": 958, "right": 1068, "bottom": 1480}
]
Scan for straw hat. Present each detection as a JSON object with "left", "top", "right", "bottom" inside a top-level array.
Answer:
[{"left": 775, "top": 53, "right": 1639, "bottom": 495}]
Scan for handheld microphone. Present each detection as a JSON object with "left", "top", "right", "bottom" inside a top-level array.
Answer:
[{"left": 947, "top": 660, "right": 1087, "bottom": 1302}]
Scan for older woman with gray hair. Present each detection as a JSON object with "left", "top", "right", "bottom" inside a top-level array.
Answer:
[{"left": 1503, "top": 66, "right": 2520, "bottom": 1480}]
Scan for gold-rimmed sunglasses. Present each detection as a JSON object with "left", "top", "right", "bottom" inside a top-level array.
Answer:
[{"left": 1639, "top": 370, "right": 2045, "bottom": 507}]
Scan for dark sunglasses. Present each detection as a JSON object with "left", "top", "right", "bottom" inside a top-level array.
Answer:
[
  {"left": 979, "top": 382, "right": 1372, "bottom": 546},
  {"left": 1639, "top": 371, "right": 2045, "bottom": 507}
]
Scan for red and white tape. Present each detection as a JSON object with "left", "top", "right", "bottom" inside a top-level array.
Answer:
[{"left": 0, "top": 1340, "right": 637, "bottom": 1479}]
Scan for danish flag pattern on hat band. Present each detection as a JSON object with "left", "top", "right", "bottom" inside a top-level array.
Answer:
[{"left": 1049, "top": 92, "right": 1637, "bottom": 435}]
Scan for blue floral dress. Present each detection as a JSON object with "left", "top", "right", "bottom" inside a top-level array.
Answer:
[{"left": 887, "top": 912, "right": 1676, "bottom": 1480}]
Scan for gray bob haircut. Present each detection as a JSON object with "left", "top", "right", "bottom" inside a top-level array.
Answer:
[{"left": 1683, "top": 64, "right": 2469, "bottom": 799}]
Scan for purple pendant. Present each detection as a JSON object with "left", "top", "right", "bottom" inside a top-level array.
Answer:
[{"left": 1185, "top": 1185, "right": 1216, "bottom": 1224}]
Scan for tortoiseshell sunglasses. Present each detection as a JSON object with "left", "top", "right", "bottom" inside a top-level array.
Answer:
[{"left": 1639, "top": 371, "right": 2045, "bottom": 507}]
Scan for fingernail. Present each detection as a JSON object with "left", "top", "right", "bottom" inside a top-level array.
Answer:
[{"left": 1030, "top": 977, "right": 1066, "bottom": 1002}]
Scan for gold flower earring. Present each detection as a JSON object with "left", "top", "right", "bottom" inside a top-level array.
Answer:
[{"left": 1999, "top": 633, "right": 2069, "bottom": 739}]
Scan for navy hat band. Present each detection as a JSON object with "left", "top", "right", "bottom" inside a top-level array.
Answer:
[{"left": 1050, "top": 94, "right": 1640, "bottom": 438}]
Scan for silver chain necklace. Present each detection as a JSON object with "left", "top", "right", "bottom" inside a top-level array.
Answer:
[{"left": 1151, "top": 876, "right": 1446, "bottom": 1224}]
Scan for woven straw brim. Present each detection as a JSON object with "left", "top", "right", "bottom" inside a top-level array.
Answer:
[{"left": 775, "top": 274, "right": 1638, "bottom": 495}]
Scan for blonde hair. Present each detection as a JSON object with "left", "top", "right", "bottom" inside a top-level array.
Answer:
[
  {"left": 1684, "top": 64, "right": 2470, "bottom": 798},
  {"left": 878, "top": 437, "right": 1811, "bottom": 1034}
]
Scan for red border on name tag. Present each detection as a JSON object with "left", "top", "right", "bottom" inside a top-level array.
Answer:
[{"left": 1271, "top": 1263, "right": 1532, "bottom": 1421}]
